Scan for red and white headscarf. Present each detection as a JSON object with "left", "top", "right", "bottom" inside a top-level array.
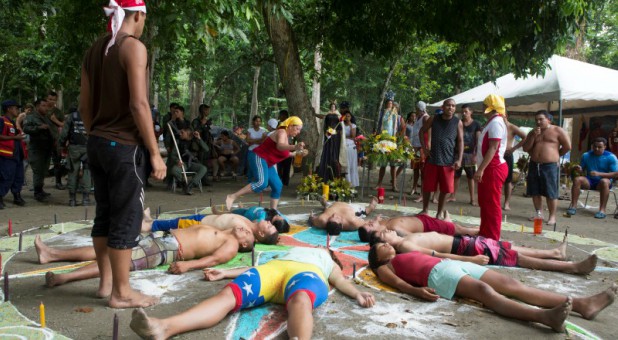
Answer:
[{"left": 104, "top": 0, "right": 147, "bottom": 55}]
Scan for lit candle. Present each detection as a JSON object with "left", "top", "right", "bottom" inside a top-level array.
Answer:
[
  {"left": 394, "top": 203, "right": 398, "bottom": 211},
  {"left": 459, "top": 207, "right": 463, "bottom": 216},
  {"left": 40, "top": 302, "right": 46, "bottom": 328},
  {"left": 520, "top": 224, "right": 524, "bottom": 233},
  {"left": 322, "top": 184, "right": 330, "bottom": 201}
]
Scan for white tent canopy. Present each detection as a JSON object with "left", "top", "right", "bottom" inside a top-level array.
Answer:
[{"left": 429, "top": 55, "right": 618, "bottom": 114}]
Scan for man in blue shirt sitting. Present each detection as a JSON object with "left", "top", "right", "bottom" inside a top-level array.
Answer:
[{"left": 567, "top": 137, "right": 618, "bottom": 219}]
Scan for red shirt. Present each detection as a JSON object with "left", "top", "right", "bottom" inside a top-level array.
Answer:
[
  {"left": 253, "top": 136, "right": 290, "bottom": 166},
  {"left": 391, "top": 251, "right": 441, "bottom": 287}
]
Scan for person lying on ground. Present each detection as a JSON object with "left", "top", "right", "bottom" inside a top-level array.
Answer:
[
  {"left": 211, "top": 204, "right": 290, "bottom": 233},
  {"left": 358, "top": 210, "right": 479, "bottom": 242},
  {"left": 369, "top": 229, "right": 596, "bottom": 275},
  {"left": 140, "top": 207, "right": 279, "bottom": 244},
  {"left": 368, "top": 242, "right": 616, "bottom": 332},
  {"left": 130, "top": 247, "right": 375, "bottom": 340},
  {"left": 36, "top": 224, "right": 255, "bottom": 294},
  {"left": 309, "top": 196, "right": 379, "bottom": 234}
]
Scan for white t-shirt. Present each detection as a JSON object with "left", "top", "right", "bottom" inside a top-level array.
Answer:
[
  {"left": 476, "top": 115, "right": 507, "bottom": 167},
  {"left": 247, "top": 127, "right": 268, "bottom": 151}
]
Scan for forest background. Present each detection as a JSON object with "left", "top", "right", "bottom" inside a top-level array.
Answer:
[{"left": 1, "top": 0, "right": 616, "bottom": 154}]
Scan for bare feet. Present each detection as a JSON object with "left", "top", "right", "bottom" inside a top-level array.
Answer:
[
  {"left": 141, "top": 208, "right": 154, "bottom": 233},
  {"left": 431, "top": 197, "right": 439, "bottom": 204},
  {"left": 554, "top": 233, "right": 568, "bottom": 261},
  {"left": 367, "top": 196, "right": 378, "bottom": 214},
  {"left": 413, "top": 196, "right": 423, "bottom": 203},
  {"left": 35, "top": 235, "right": 53, "bottom": 264},
  {"left": 318, "top": 195, "right": 328, "bottom": 207},
  {"left": 130, "top": 308, "right": 168, "bottom": 340},
  {"left": 502, "top": 204, "right": 510, "bottom": 211},
  {"left": 109, "top": 290, "right": 159, "bottom": 309},
  {"left": 541, "top": 297, "right": 572, "bottom": 332},
  {"left": 446, "top": 196, "right": 456, "bottom": 202},
  {"left": 470, "top": 201, "right": 478, "bottom": 207},
  {"left": 97, "top": 281, "right": 112, "bottom": 299},
  {"left": 45, "top": 271, "right": 61, "bottom": 287},
  {"left": 570, "top": 254, "right": 597, "bottom": 275},
  {"left": 225, "top": 194, "right": 235, "bottom": 211},
  {"left": 577, "top": 284, "right": 616, "bottom": 320},
  {"left": 418, "top": 210, "right": 428, "bottom": 215},
  {"left": 442, "top": 210, "right": 452, "bottom": 222}
]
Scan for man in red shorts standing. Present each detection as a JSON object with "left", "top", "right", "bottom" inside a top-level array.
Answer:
[
  {"left": 80, "top": 0, "right": 166, "bottom": 308},
  {"left": 419, "top": 98, "right": 463, "bottom": 218}
]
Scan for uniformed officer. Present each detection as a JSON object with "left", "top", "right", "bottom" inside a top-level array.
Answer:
[
  {"left": 59, "top": 108, "right": 91, "bottom": 206},
  {"left": 0, "top": 99, "right": 26, "bottom": 209},
  {"left": 23, "top": 98, "right": 56, "bottom": 201}
]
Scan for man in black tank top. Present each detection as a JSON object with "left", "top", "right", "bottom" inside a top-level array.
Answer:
[
  {"left": 80, "top": 0, "right": 165, "bottom": 309},
  {"left": 418, "top": 99, "right": 464, "bottom": 219}
]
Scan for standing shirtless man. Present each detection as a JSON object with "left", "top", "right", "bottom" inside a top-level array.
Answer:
[
  {"left": 80, "top": 1, "right": 166, "bottom": 308},
  {"left": 522, "top": 111, "right": 571, "bottom": 226}
]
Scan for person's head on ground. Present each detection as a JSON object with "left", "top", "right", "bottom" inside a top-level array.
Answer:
[
  {"left": 46, "top": 91, "right": 58, "bottom": 108},
  {"left": 358, "top": 218, "right": 383, "bottom": 242},
  {"left": 270, "top": 214, "right": 290, "bottom": 233},
  {"left": 592, "top": 137, "right": 608, "bottom": 156},
  {"left": 535, "top": 110, "right": 553, "bottom": 129},
  {"left": 279, "top": 116, "right": 303, "bottom": 137},
  {"left": 254, "top": 220, "right": 279, "bottom": 245},
  {"left": 368, "top": 242, "right": 396, "bottom": 271},
  {"left": 1, "top": 100, "right": 21, "bottom": 118},
  {"left": 369, "top": 229, "right": 399, "bottom": 247},
  {"left": 441, "top": 98, "right": 456, "bottom": 118},
  {"left": 198, "top": 104, "right": 210, "bottom": 119},
  {"left": 326, "top": 220, "right": 342, "bottom": 236},
  {"left": 252, "top": 115, "right": 262, "bottom": 129},
  {"left": 34, "top": 98, "right": 48, "bottom": 115},
  {"left": 232, "top": 224, "right": 255, "bottom": 252},
  {"left": 461, "top": 104, "right": 473, "bottom": 122},
  {"left": 278, "top": 109, "right": 289, "bottom": 122}
]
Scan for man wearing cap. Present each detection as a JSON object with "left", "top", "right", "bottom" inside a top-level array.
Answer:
[
  {"left": 0, "top": 100, "right": 26, "bottom": 209},
  {"left": 522, "top": 110, "right": 571, "bottom": 226},
  {"left": 23, "top": 98, "right": 56, "bottom": 201},
  {"left": 410, "top": 101, "right": 430, "bottom": 197},
  {"left": 80, "top": 0, "right": 166, "bottom": 308}
]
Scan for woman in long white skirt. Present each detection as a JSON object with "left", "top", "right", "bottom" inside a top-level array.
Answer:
[{"left": 343, "top": 110, "right": 359, "bottom": 187}]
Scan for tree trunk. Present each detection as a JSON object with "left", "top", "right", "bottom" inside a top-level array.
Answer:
[
  {"left": 249, "top": 64, "right": 261, "bottom": 127},
  {"left": 149, "top": 47, "right": 158, "bottom": 103},
  {"left": 311, "top": 43, "right": 322, "bottom": 115},
  {"left": 189, "top": 75, "right": 204, "bottom": 119},
  {"left": 374, "top": 58, "right": 399, "bottom": 133},
  {"left": 262, "top": 2, "right": 319, "bottom": 155}
]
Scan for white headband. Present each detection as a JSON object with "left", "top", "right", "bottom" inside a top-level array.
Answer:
[{"left": 103, "top": 0, "right": 147, "bottom": 55}]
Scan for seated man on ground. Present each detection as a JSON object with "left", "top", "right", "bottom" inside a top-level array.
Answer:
[
  {"left": 211, "top": 204, "right": 291, "bottom": 233},
  {"left": 370, "top": 229, "right": 596, "bottom": 276},
  {"left": 309, "top": 196, "right": 378, "bottom": 234},
  {"left": 140, "top": 207, "right": 279, "bottom": 245},
  {"left": 169, "top": 127, "right": 209, "bottom": 195},
  {"left": 36, "top": 224, "right": 255, "bottom": 292},
  {"left": 368, "top": 242, "right": 616, "bottom": 333},
  {"left": 567, "top": 137, "right": 618, "bottom": 219},
  {"left": 358, "top": 211, "right": 479, "bottom": 242},
  {"left": 130, "top": 247, "right": 375, "bottom": 340}
]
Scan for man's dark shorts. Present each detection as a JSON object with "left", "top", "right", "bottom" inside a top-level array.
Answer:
[
  {"left": 88, "top": 135, "right": 146, "bottom": 249},
  {"left": 455, "top": 153, "right": 476, "bottom": 179},
  {"left": 587, "top": 177, "right": 613, "bottom": 190},
  {"left": 503, "top": 152, "right": 514, "bottom": 184},
  {"left": 526, "top": 161, "right": 559, "bottom": 199}
]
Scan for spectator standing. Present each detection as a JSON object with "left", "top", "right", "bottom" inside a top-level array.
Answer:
[
  {"left": 409, "top": 101, "right": 430, "bottom": 198},
  {"left": 80, "top": 0, "right": 165, "bottom": 308},
  {"left": 566, "top": 137, "right": 617, "bottom": 219},
  {"left": 522, "top": 110, "right": 571, "bottom": 226},
  {"left": 449, "top": 104, "right": 481, "bottom": 205},
  {"left": 58, "top": 108, "right": 90, "bottom": 206},
  {"left": 419, "top": 98, "right": 463, "bottom": 219},
  {"left": 0, "top": 100, "right": 26, "bottom": 209},
  {"left": 343, "top": 109, "right": 359, "bottom": 187},
  {"left": 474, "top": 95, "right": 509, "bottom": 241},
  {"left": 23, "top": 99, "right": 56, "bottom": 201},
  {"left": 502, "top": 121, "right": 527, "bottom": 210},
  {"left": 46, "top": 91, "right": 67, "bottom": 190}
]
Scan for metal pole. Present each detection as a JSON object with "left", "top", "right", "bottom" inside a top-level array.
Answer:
[
  {"left": 167, "top": 123, "right": 189, "bottom": 185},
  {"left": 398, "top": 162, "right": 406, "bottom": 204}
]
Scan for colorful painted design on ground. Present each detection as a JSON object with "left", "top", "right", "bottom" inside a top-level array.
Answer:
[{"left": 0, "top": 202, "right": 614, "bottom": 339}]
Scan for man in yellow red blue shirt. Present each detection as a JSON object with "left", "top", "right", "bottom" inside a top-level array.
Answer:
[{"left": 0, "top": 99, "right": 26, "bottom": 209}]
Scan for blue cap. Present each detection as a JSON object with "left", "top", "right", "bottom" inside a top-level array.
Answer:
[{"left": 1, "top": 99, "right": 20, "bottom": 110}]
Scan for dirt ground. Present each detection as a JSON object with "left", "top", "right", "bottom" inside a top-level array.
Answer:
[{"left": 2, "top": 167, "right": 617, "bottom": 339}]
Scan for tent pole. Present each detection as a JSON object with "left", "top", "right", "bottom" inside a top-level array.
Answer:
[{"left": 557, "top": 95, "right": 564, "bottom": 206}]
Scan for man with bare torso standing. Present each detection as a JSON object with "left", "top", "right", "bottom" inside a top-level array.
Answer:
[
  {"left": 522, "top": 111, "right": 571, "bottom": 226},
  {"left": 80, "top": 0, "right": 166, "bottom": 308}
]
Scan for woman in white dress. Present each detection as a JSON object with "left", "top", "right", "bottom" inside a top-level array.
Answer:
[{"left": 343, "top": 110, "right": 359, "bottom": 187}]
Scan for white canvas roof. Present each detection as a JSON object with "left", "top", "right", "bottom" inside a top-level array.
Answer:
[{"left": 429, "top": 55, "right": 618, "bottom": 114}]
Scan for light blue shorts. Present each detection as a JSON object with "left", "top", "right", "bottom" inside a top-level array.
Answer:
[{"left": 427, "top": 260, "right": 489, "bottom": 299}]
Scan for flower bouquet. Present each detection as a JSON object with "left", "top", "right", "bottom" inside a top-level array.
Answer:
[
  {"left": 328, "top": 177, "right": 357, "bottom": 201},
  {"left": 296, "top": 174, "right": 324, "bottom": 200},
  {"left": 361, "top": 131, "right": 414, "bottom": 165}
]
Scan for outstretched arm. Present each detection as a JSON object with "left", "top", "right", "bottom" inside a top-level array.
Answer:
[
  {"left": 400, "top": 242, "right": 489, "bottom": 265},
  {"left": 203, "top": 266, "right": 252, "bottom": 281},
  {"left": 375, "top": 265, "right": 438, "bottom": 301},
  {"left": 328, "top": 265, "right": 375, "bottom": 308}
]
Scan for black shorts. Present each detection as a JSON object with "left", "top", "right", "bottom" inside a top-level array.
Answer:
[
  {"left": 87, "top": 135, "right": 146, "bottom": 249},
  {"left": 455, "top": 153, "right": 476, "bottom": 179},
  {"left": 526, "top": 161, "right": 559, "bottom": 199},
  {"left": 504, "top": 152, "right": 514, "bottom": 184}
]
